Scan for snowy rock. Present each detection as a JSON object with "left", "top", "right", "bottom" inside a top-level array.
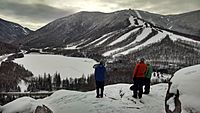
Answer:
[
  {"left": 166, "top": 64, "right": 200, "bottom": 113},
  {"left": 0, "top": 105, "right": 2, "bottom": 112},
  {"left": 35, "top": 105, "right": 53, "bottom": 113},
  {"left": 165, "top": 83, "right": 181, "bottom": 113},
  {"left": 1, "top": 97, "right": 42, "bottom": 113}
]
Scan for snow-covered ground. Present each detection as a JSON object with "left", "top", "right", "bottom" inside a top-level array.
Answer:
[
  {"left": 14, "top": 54, "right": 97, "bottom": 79},
  {"left": 0, "top": 83, "right": 168, "bottom": 113},
  {"left": 0, "top": 97, "right": 42, "bottom": 113},
  {"left": 169, "top": 64, "right": 200, "bottom": 113}
]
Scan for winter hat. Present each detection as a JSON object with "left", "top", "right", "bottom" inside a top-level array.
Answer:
[{"left": 140, "top": 58, "right": 145, "bottom": 62}]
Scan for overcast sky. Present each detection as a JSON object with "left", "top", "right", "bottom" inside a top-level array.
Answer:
[{"left": 0, "top": 0, "right": 200, "bottom": 30}]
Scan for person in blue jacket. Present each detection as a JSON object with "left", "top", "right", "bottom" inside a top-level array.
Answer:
[{"left": 93, "top": 61, "right": 106, "bottom": 98}]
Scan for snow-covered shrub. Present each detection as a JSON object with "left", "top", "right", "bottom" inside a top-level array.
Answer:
[{"left": 151, "top": 73, "right": 171, "bottom": 85}]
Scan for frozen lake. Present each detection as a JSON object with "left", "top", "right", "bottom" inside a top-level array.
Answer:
[{"left": 14, "top": 54, "right": 97, "bottom": 79}]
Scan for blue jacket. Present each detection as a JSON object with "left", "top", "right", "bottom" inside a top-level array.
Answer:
[{"left": 94, "top": 64, "right": 106, "bottom": 81}]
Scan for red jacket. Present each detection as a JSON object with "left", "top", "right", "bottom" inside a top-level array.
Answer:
[{"left": 133, "top": 62, "right": 147, "bottom": 78}]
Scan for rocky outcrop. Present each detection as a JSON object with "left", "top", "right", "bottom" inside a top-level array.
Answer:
[
  {"left": 35, "top": 105, "right": 53, "bottom": 113},
  {"left": 165, "top": 82, "right": 181, "bottom": 113},
  {"left": 0, "top": 105, "right": 2, "bottom": 113}
]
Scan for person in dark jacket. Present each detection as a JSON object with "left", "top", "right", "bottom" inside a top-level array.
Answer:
[
  {"left": 144, "top": 63, "right": 153, "bottom": 94},
  {"left": 132, "top": 58, "right": 147, "bottom": 99},
  {"left": 93, "top": 61, "right": 106, "bottom": 98}
]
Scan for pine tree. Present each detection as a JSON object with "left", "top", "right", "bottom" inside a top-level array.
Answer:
[{"left": 47, "top": 74, "right": 52, "bottom": 91}]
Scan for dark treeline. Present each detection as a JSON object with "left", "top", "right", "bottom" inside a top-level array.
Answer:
[
  {"left": 0, "top": 41, "right": 20, "bottom": 55},
  {"left": 27, "top": 73, "right": 95, "bottom": 92},
  {"left": 27, "top": 69, "right": 133, "bottom": 92},
  {"left": 27, "top": 73, "right": 52, "bottom": 92}
]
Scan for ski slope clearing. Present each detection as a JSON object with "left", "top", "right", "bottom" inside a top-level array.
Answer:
[
  {"left": 0, "top": 83, "right": 168, "bottom": 113},
  {"left": 169, "top": 64, "right": 200, "bottom": 113},
  {"left": 14, "top": 54, "right": 97, "bottom": 79}
]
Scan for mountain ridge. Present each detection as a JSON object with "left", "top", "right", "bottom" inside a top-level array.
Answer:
[
  {"left": 1, "top": 9, "right": 199, "bottom": 68},
  {"left": 18, "top": 9, "right": 200, "bottom": 48},
  {"left": 14, "top": 10, "right": 200, "bottom": 68},
  {"left": 0, "top": 18, "right": 32, "bottom": 44}
]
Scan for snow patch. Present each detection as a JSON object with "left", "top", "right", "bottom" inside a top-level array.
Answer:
[
  {"left": 128, "top": 16, "right": 136, "bottom": 26},
  {"left": 167, "top": 95, "right": 175, "bottom": 111},
  {"left": 22, "top": 28, "right": 29, "bottom": 35},
  {"left": 128, "top": 16, "right": 145, "bottom": 26},
  {"left": 18, "top": 80, "right": 28, "bottom": 92},
  {"left": 168, "top": 26, "right": 173, "bottom": 29},
  {"left": 134, "top": 10, "right": 142, "bottom": 18},
  {"left": 64, "top": 45, "right": 78, "bottom": 50}
]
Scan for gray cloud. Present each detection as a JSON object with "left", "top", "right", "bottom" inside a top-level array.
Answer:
[
  {"left": 0, "top": 1, "right": 76, "bottom": 23},
  {"left": 0, "top": 0, "right": 200, "bottom": 30},
  {"left": 98, "top": 0, "right": 200, "bottom": 14}
]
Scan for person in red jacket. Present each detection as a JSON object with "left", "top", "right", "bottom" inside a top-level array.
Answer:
[{"left": 132, "top": 58, "right": 147, "bottom": 99}]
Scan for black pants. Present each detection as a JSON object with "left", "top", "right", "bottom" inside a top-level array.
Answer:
[
  {"left": 144, "top": 78, "right": 151, "bottom": 94},
  {"left": 133, "top": 77, "right": 144, "bottom": 99},
  {"left": 96, "top": 81, "right": 104, "bottom": 97}
]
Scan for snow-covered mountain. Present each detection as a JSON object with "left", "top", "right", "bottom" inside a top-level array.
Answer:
[
  {"left": 131, "top": 10, "right": 200, "bottom": 37},
  {"left": 0, "top": 18, "right": 31, "bottom": 43},
  {"left": 20, "top": 11, "right": 131, "bottom": 48},
  {"left": 12, "top": 9, "right": 200, "bottom": 69},
  {"left": 0, "top": 83, "right": 168, "bottom": 113},
  {"left": 20, "top": 9, "right": 200, "bottom": 48},
  {"left": 167, "top": 10, "right": 200, "bottom": 37}
]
